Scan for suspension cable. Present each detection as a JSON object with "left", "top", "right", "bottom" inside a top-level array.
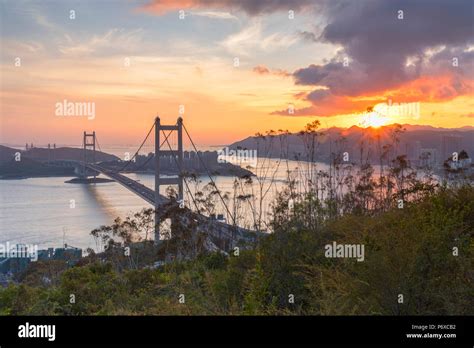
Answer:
[
  {"left": 161, "top": 128, "right": 238, "bottom": 244},
  {"left": 182, "top": 123, "right": 236, "bottom": 227},
  {"left": 125, "top": 130, "right": 175, "bottom": 172},
  {"left": 95, "top": 134, "right": 102, "bottom": 154},
  {"left": 160, "top": 126, "right": 234, "bottom": 236},
  {"left": 118, "top": 122, "right": 155, "bottom": 172},
  {"left": 160, "top": 128, "right": 203, "bottom": 217}
]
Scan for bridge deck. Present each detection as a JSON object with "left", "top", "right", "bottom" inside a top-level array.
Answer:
[
  {"left": 85, "top": 163, "right": 169, "bottom": 206},
  {"left": 83, "top": 162, "right": 261, "bottom": 251}
]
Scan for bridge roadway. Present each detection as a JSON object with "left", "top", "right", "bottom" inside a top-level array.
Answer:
[
  {"left": 85, "top": 163, "right": 169, "bottom": 206},
  {"left": 83, "top": 162, "right": 260, "bottom": 250}
]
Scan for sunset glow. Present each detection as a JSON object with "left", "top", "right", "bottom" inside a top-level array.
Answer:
[
  {"left": 0, "top": 0, "right": 472, "bottom": 146},
  {"left": 359, "top": 113, "right": 391, "bottom": 128}
]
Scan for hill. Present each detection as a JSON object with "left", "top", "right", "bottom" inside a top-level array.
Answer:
[
  {"left": 0, "top": 157, "right": 74, "bottom": 179},
  {"left": 0, "top": 146, "right": 120, "bottom": 179},
  {"left": 0, "top": 145, "right": 119, "bottom": 164},
  {"left": 227, "top": 124, "right": 474, "bottom": 165},
  {"left": 0, "top": 145, "right": 18, "bottom": 163}
]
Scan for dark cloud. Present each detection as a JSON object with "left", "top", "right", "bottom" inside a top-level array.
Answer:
[
  {"left": 142, "top": 0, "right": 473, "bottom": 117},
  {"left": 424, "top": 46, "right": 474, "bottom": 76},
  {"left": 298, "top": 30, "right": 319, "bottom": 42},
  {"left": 294, "top": 63, "right": 334, "bottom": 85},
  {"left": 307, "top": 89, "right": 331, "bottom": 102},
  {"left": 287, "top": 0, "right": 474, "bottom": 116}
]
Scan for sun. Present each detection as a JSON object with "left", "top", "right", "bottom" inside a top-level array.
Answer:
[{"left": 359, "top": 112, "right": 390, "bottom": 128}]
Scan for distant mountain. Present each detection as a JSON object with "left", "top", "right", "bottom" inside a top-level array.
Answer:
[
  {"left": 0, "top": 145, "right": 121, "bottom": 178},
  {"left": 0, "top": 157, "right": 75, "bottom": 179},
  {"left": 0, "top": 145, "right": 18, "bottom": 163},
  {"left": 227, "top": 124, "right": 474, "bottom": 165},
  {"left": 0, "top": 145, "right": 253, "bottom": 179},
  {"left": 400, "top": 124, "right": 474, "bottom": 132},
  {"left": 0, "top": 146, "right": 119, "bottom": 164}
]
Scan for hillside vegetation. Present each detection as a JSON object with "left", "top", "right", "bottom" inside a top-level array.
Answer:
[{"left": 1, "top": 185, "right": 472, "bottom": 315}]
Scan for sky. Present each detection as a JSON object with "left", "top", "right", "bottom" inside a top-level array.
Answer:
[{"left": 0, "top": 0, "right": 473, "bottom": 146}]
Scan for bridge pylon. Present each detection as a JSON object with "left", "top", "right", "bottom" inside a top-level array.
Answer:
[
  {"left": 154, "top": 117, "right": 184, "bottom": 242},
  {"left": 83, "top": 131, "right": 96, "bottom": 179}
]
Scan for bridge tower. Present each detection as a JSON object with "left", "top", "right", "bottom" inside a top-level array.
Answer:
[
  {"left": 154, "top": 117, "right": 184, "bottom": 242},
  {"left": 83, "top": 131, "right": 96, "bottom": 179}
]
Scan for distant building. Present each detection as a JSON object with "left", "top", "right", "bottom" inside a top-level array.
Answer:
[
  {"left": 54, "top": 244, "right": 82, "bottom": 262},
  {"left": 404, "top": 141, "right": 422, "bottom": 162},
  {"left": 38, "top": 244, "right": 82, "bottom": 265},
  {"left": 445, "top": 150, "right": 472, "bottom": 170},
  {"left": 447, "top": 157, "right": 472, "bottom": 170},
  {"left": 419, "top": 148, "right": 438, "bottom": 167},
  {"left": 0, "top": 244, "right": 31, "bottom": 275},
  {"left": 0, "top": 244, "right": 82, "bottom": 277},
  {"left": 442, "top": 135, "right": 462, "bottom": 163},
  {"left": 38, "top": 248, "right": 55, "bottom": 260}
]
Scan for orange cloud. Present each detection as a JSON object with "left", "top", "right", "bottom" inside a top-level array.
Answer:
[
  {"left": 140, "top": 0, "right": 315, "bottom": 15},
  {"left": 253, "top": 65, "right": 270, "bottom": 75},
  {"left": 386, "top": 75, "right": 473, "bottom": 104},
  {"left": 141, "top": 0, "right": 199, "bottom": 14},
  {"left": 253, "top": 64, "right": 290, "bottom": 77},
  {"left": 272, "top": 94, "right": 383, "bottom": 117},
  {"left": 276, "top": 74, "right": 473, "bottom": 118}
]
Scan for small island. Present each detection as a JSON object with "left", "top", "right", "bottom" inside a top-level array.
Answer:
[{"left": 0, "top": 145, "right": 254, "bottom": 180}]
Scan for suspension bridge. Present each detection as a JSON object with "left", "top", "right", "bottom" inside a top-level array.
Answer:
[{"left": 79, "top": 117, "right": 259, "bottom": 254}]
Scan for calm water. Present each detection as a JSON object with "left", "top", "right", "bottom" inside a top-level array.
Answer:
[
  {"left": 0, "top": 148, "right": 436, "bottom": 250},
  {"left": 0, "top": 150, "right": 316, "bottom": 250},
  {"left": 2, "top": 146, "right": 422, "bottom": 251}
]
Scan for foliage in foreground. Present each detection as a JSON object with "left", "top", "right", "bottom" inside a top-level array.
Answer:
[{"left": 0, "top": 185, "right": 472, "bottom": 315}]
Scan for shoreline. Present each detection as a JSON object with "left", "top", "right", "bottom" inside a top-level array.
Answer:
[{"left": 0, "top": 169, "right": 256, "bottom": 181}]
